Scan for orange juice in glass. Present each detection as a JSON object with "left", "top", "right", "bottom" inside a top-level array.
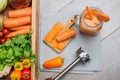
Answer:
[{"left": 80, "top": 6, "right": 110, "bottom": 36}]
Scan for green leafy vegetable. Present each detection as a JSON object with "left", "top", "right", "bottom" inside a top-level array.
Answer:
[
  {"left": 0, "top": 32, "right": 37, "bottom": 70},
  {"left": 0, "top": 64, "right": 4, "bottom": 71}
]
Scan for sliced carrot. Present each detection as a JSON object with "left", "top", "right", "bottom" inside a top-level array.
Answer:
[
  {"left": 10, "top": 25, "right": 31, "bottom": 31},
  {"left": 94, "top": 12, "right": 110, "bottom": 22},
  {"left": 57, "top": 42, "right": 65, "bottom": 50},
  {"left": 56, "top": 28, "right": 76, "bottom": 42},
  {"left": 6, "top": 28, "right": 30, "bottom": 37},
  {"left": 4, "top": 16, "right": 31, "bottom": 28},
  {"left": 45, "top": 22, "right": 63, "bottom": 43},
  {"left": 43, "top": 56, "right": 64, "bottom": 68},
  {"left": 86, "top": 6, "right": 93, "bottom": 20},
  {"left": 8, "top": 7, "right": 32, "bottom": 18}
]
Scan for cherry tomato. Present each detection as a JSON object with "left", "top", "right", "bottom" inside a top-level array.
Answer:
[
  {"left": 0, "top": 38, "right": 6, "bottom": 44},
  {"left": 0, "top": 32, "right": 3, "bottom": 38},
  {"left": 2, "top": 28, "right": 10, "bottom": 36},
  {"left": 5, "top": 37, "right": 11, "bottom": 41}
]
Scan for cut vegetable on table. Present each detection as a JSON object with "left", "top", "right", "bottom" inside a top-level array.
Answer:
[{"left": 43, "top": 18, "right": 75, "bottom": 53}]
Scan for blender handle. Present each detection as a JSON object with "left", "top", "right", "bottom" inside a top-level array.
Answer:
[
  {"left": 45, "top": 57, "right": 81, "bottom": 80},
  {"left": 74, "top": 15, "right": 81, "bottom": 25}
]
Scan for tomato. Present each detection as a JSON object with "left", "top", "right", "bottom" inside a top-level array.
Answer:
[
  {"left": 0, "top": 32, "right": 3, "bottom": 38},
  {"left": 0, "top": 38, "right": 6, "bottom": 44},
  {"left": 5, "top": 37, "right": 11, "bottom": 41},
  {"left": 2, "top": 28, "right": 10, "bottom": 36}
]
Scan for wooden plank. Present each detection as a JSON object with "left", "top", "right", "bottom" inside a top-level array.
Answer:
[{"left": 32, "top": 0, "right": 39, "bottom": 80}]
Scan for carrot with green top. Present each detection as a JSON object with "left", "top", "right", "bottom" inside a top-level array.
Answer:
[
  {"left": 43, "top": 56, "right": 64, "bottom": 68},
  {"left": 8, "top": 7, "right": 32, "bottom": 18},
  {"left": 4, "top": 16, "right": 31, "bottom": 28},
  {"left": 10, "top": 25, "right": 31, "bottom": 31},
  {"left": 6, "top": 28, "right": 30, "bottom": 37}
]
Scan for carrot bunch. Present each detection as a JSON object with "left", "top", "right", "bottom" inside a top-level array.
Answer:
[{"left": 4, "top": 7, "right": 32, "bottom": 37}]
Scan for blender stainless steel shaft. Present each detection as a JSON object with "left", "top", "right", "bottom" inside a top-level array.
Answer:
[{"left": 45, "top": 47, "right": 91, "bottom": 80}]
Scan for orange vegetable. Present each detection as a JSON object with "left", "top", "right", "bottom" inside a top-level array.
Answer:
[
  {"left": 43, "top": 56, "right": 64, "bottom": 68},
  {"left": 6, "top": 28, "right": 30, "bottom": 37},
  {"left": 4, "top": 16, "right": 31, "bottom": 28},
  {"left": 57, "top": 42, "right": 65, "bottom": 50},
  {"left": 10, "top": 25, "right": 31, "bottom": 31},
  {"left": 56, "top": 28, "right": 76, "bottom": 42},
  {"left": 45, "top": 22, "right": 63, "bottom": 43},
  {"left": 10, "top": 70, "right": 21, "bottom": 80},
  {"left": 86, "top": 6, "right": 93, "bottom": 20},
  {"left": 8, "top": 7, "right": 32, "bottom": 18},
  {"left": 94, "top": 11, "right": 110, "bottom": 22}
]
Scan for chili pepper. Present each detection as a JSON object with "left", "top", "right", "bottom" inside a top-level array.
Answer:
[
  {"left": 22, "top": 59, "right": 31, "bottom": 68},
  {"left": 43, "top": 56, "right": 64, "bottom": 68},
  {"left": 14, "top": 62, "right": 24, "bottom": 71},
  {"left": 21, "top": 68, "right": 31, "bottom": 80},
  {"left": 10, "top": 70, "right": 21, "bottom": 80}
]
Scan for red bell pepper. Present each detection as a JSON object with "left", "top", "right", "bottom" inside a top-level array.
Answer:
[{"left": 21, "top": 68, "right": 31, "bottom": 80}]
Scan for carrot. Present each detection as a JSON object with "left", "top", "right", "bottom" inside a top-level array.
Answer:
[
  {"left": 57, "top": 42, "right": 65, "bottom": 50},
  {"left": 6, "top": 28, "right": 30, "bottom": 37},
  {"left": 86, "top": 6, "right": 93, "bottom": 20},
  {"left": 4, "top": 16, "right": 31, "bottom": 28},
  {"left": 94, "top": 12, "right": 110, "bottom": 22},
  {"left": 45, "top": 22, "right": 63, "bottom": 43},
  {"left": 8, "top": 7, "right": 32, "bottom": 18},
  {"left": 10, "top": 25, "right": 31, "bottom": 31},
  {"left": 56, "top": 28, "right": 76, "bottom": 42},
  {"left": 43, "top": 56, "right": 64, "bottom": 68}
]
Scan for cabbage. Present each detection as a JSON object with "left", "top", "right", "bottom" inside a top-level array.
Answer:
[{"left": 0, "top": 0, "right": 7, "bottom": 12}]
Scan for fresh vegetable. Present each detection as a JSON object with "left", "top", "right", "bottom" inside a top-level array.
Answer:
[
  {"left": 94, "top": 11, "right": 110, "bottom": 22},
  {"left": 10, "top": 70, "right": 21, "bottom": 80},
  {"left": 45, "top": 22, "right": 63, "bottom": 43},
  {"left": 10, "top": 25, "right": 31, "bottom": 31},
  {"left": 9, "top": 0, "right": 31, "bottom": 9},
  {"left": 0, "top": 15, "right": 4, "bottom": 31},
  {"left": 0, "top": 32, "right": 3, "bottom": 37},
  {"left": 14, "top": 62, "right": 24, "bottom": 71},
  {"left": 0, "top": 33, "right": 37, "bottom": 69},
  {"left": 6, "top": 28, "right": 30, "bottom": 37},
  {"left": 57, "top": 42, "right": 65, "bottom": 50},
  {"left": 86, "top": 6, "right": 93, "bottom": 20},
  {"left": 21, "top": 68, "right": 31, "bottom": 80},
  {"left": 9, "top": 7, "right": 32, "bottom": 18},
  {"left": 4, "top": 16, "right": 31, "bottom": 28},
  {"left": 0, "top": 64, "right": 4, "bottom": 71},
  {"left": 43, "top": 56, "right": 64, "bottom": 68},
  {"left": 0, "top": 0, "right": 7, "bottom": 12},
  {"left": 0, "top": 38, "right": 6, "bottom": 44},
  {"left": 2, "top": 28, "right": 10, "bottom": 36},
  {"left": 56, "top": 28, "right": 76, "bottom": 42},
  {"left": 22, "top": 59, "right": 31, "bottom": 68}
]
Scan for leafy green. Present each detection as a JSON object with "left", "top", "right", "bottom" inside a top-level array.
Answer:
[
  {"left": 0, "top": 32, "right": 37, "bottom": 70},
  {"left": 0, "top": 64, "right": 4, "bottom": 71}
]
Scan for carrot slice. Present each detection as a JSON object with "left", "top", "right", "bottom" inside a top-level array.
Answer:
[
  {"left": 45, "top": 22, "right": 63, "bottom": 43},
  {"left": 56, "top": 28, "right": 76, "bottom": 42},
  {"left": 86, "top": 6, "right": 93, "bottom": 20}
]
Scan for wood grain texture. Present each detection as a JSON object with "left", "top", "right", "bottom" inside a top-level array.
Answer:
[{"left": 32, "top": 0, "right": 39, "bottom": 80}]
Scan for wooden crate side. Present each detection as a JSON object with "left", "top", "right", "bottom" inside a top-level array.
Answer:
[{"left": 32, "top": 0, "right": 39, "bottom": 80}]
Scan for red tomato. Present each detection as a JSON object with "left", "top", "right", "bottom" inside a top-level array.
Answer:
[
  {"left": 0, "top": 32, "right": 3, "bottom": 38},
  {"left": 0, "top": 38, "right": 6, "bottom": 44},
  {"left": 5, "top": 37, "right": 11, "bottom": 41},
  {"left": 2, "top": 28, "right": 10, "bottom": 36}
]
